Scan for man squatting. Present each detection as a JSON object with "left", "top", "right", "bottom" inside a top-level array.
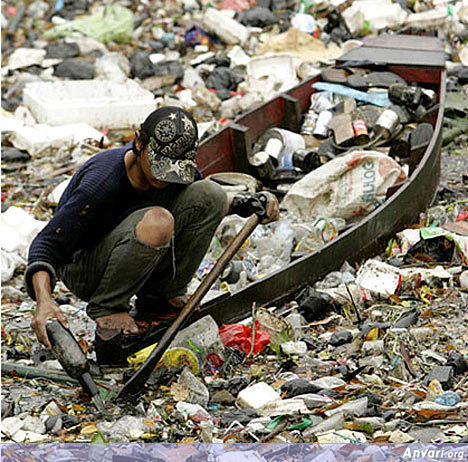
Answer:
[{"left": 26, "top": 106, "right": 280, "bottom": 350}]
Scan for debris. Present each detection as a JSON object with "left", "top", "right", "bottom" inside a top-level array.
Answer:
[
  {"left": 43, "top": 5, "right": 134, "bottom": 43},
  {"left": 237, "top": 382, "right": 281, "bottom": 410},
  {"left": 219, "top": 322, "right": 270, "bottom": 355},
  {"left": 2, "top": 0, "right": 468, "bottom": 445},
  {"left": 177, "top": 367, "right": 210, "bottom": 407},
  {"left": 424, "top": 366, "right": 455, "bottom": 390}
]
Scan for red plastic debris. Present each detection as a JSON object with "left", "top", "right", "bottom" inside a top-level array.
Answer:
[
  {"left": 457, "top": 210, "right": 468, "bottom": 222},
  {"left": 219, "top": 321, "right": 270, "bottom": 355}
]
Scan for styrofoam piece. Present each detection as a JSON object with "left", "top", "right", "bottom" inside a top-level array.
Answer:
[
  {"left": 0, "top": 207, "right": 47, "bottom": 256},
  {"left": 356, "top": 259, "right": 452, "bottom": 296},
  {"left": 65, "top": 36, "right": 107, "bottom": 55},
  {"left": 9, "top": 122, "right": 107, "bottom": 156},
  {"left": 246, "top": 54, "right": 299, "bottom": 94},
  {"left": 342, "top": 1, "right": 408, "bottom": 34},
  {"left": 460, "top": 270, "right": 468, "bottom": 291},
  {"left": 202, "top": 8, "right": 249, "bottom": 45},
  {"left": 94, "top": 53, "right": 129, "bottom": 83},
  {"left": 0, "top": 115, "right": 24, "bottom": 132},
  {"left": 149, "top": 53, "right": 166, "bottom": 64},
  {"left": 182, "top": 67, "right": 204, "bottom": 90},
  {"left": 405, "top": 8, "right": 448, "bottom": 28},
  {"left": 459, "top": 44, "right": 468, "bottom": 66},
  {"left": 190, "top": 51, "right": 215, "bottom": 66},
  {"left": 259, "top": 398, "right": 310, "bottom": 417},
  {"left": 247, "top": 54, "right": 296, "bottom": 85},
  {"left": 237, "top": 382, "right": 280, "bottom": 409},
  {"left": 23, "top": 80, "right": 156, "bottom": 129},
  {"left": 227, "top": 45, "right": 250, "bottom": 68},
  {"left": 6, "top": 48, "right": 46, "bottom": 71},
  {"left": 281, "top": 340, "right": 307, "bottom": 355}
]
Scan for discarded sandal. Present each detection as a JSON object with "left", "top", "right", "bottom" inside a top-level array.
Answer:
[{"left": 347, "top": 71, "right": 406, "bottom": 90}]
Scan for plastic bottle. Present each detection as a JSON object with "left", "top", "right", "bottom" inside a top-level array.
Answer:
[
  {"left": 285, "top": 310, "right": 306, "bottom": 341},
  {"left": 46, "top": 321, "right": 104, "bottom": 410}
]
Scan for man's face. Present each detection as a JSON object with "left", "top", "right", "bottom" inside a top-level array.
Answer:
[{"left": 140, "top": 144, "right": 169, "bottom": 189}]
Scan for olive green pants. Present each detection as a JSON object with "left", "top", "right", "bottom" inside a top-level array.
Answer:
[{"left": 58, "top": 180, "right": 228, "bottom": 319}]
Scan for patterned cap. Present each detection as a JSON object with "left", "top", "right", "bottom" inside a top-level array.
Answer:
[{"left": 140, "top": 106, "right": 198, "bottom": 184}]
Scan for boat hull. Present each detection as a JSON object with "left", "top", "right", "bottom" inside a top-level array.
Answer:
[{"left": 195, "top": 35, "right": 446, "bottom": 324}]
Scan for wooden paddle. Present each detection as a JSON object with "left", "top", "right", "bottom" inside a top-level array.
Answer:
[{"left": 116, "top": 213, "right": 260, "bottom": 400}]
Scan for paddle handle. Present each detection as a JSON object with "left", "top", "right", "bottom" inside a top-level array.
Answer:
[{"left": 117, "top": 214, "right": 260, "bottom": 399}]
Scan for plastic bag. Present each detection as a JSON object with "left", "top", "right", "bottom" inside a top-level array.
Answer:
[
  {"left": 43, "top": 6, "right": 134, "bottom": 44},
  {"left": 219, "top": 321, "right": 270, "bottom": 354},
  {"left": 284, "top": 150, "right": 407, "bottom": 223}
]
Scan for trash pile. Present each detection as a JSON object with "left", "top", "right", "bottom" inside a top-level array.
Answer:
[
  {"left": 2, "top": 197, "right": 468, "bottom": 443},
  {"left": 2, "top": 0, "right": 468, "bottom": 446}
]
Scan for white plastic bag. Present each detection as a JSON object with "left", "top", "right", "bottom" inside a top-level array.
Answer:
[
  {"left": 283, "top": 150, "right": 407, "bottom": 223},
  {"left": 0, "top": 207, "right": 47, "bottom": 256},
  {"left": 1, "top": 250, "right": 26, "bottom": 282}
]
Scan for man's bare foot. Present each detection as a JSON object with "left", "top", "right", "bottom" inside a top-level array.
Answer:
[
  {"left": 168, "top": 293, "right": 201, "bottom": 311},
  {"left": 95, "top": 312, "right": 139, "bottom": 335},
  {"left": 167, "top": 293, "right": 190, "bottom": 308}
]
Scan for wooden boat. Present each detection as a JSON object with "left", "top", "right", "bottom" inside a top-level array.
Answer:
[
  {"left": 193, "top": 34, "right": 446, "bottom": 324},
  {"left": 95, "top": 35, "right": 446, "bottom": 365}
]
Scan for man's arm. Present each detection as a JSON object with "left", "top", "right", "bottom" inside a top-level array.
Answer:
[
  {"left": 26, "top": 168, "right": 115, "bottom": 300},
  {"left": 30, "top": 271, "right": 69, "bottom": 349},
  {"left": 27, "top": 166, "right": 117, "bottom": 346}
]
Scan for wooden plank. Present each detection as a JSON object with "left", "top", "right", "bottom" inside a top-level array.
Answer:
[
  {"left": 337, "top": 47, "right": 445, "bottom": 68},
  {"left": 230, "top": 123, "right": 252, "bottom": 173},
  {"left": 361, "top": 34, "right": 444, "bottom": 52},
  {"left": 280, "top": 94, "right": 301, "bottom": 133}
]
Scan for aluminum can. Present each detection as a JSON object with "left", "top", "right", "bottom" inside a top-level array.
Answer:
[
  {"left": 375, "top": 109, "right": 400, "bottom": 137},
  {"left": 353, "top": 119, "right": 370, "bottom": 145},
  {"left": 249, "top": 151, "right": 276, "bottom": 179},
  {"left": 313, "top": 110, "right": 333, "bottom": 139},
  {"left": 301, "top": 112, "right": 318, "bottom": 135}
]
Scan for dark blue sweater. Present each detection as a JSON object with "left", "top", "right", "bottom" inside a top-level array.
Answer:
[{"left": 25, "top": 143, "right": 188, "bottom": 300}]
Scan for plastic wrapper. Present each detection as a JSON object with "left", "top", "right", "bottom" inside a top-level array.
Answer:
[{"left": 219, "top": 321, "right": 270, "bottom": 355}]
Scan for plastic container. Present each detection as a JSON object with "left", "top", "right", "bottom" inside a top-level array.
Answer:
[{"left": 23, "top": 80, "right": 156, "bottom": 129}]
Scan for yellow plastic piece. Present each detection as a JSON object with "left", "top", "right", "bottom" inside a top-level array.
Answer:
[
  {"left": 162, "top": 347, "right": 199, "bottom": 374},
  {"left": 127, "top": 343, "right": 200, "bottom": 374},
  {"left": 428, "top": 379, "right": 443, "bottom": 395},
  {"left": 127, "top": 343, "right": 157, "bottom": 366}
]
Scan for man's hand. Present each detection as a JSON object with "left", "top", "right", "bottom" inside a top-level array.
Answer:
[
  {"left": 31, "top": 271, "right": 68, "bottom": 349},
  {"left": 31, "top": 299, "right": 69, "bottom": 349},
  {"left": 230, "top": 191, "right": 281, "bottom": 224},
  {"left": 258, "top": 191, "right": 280, "bottom": 224}
]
